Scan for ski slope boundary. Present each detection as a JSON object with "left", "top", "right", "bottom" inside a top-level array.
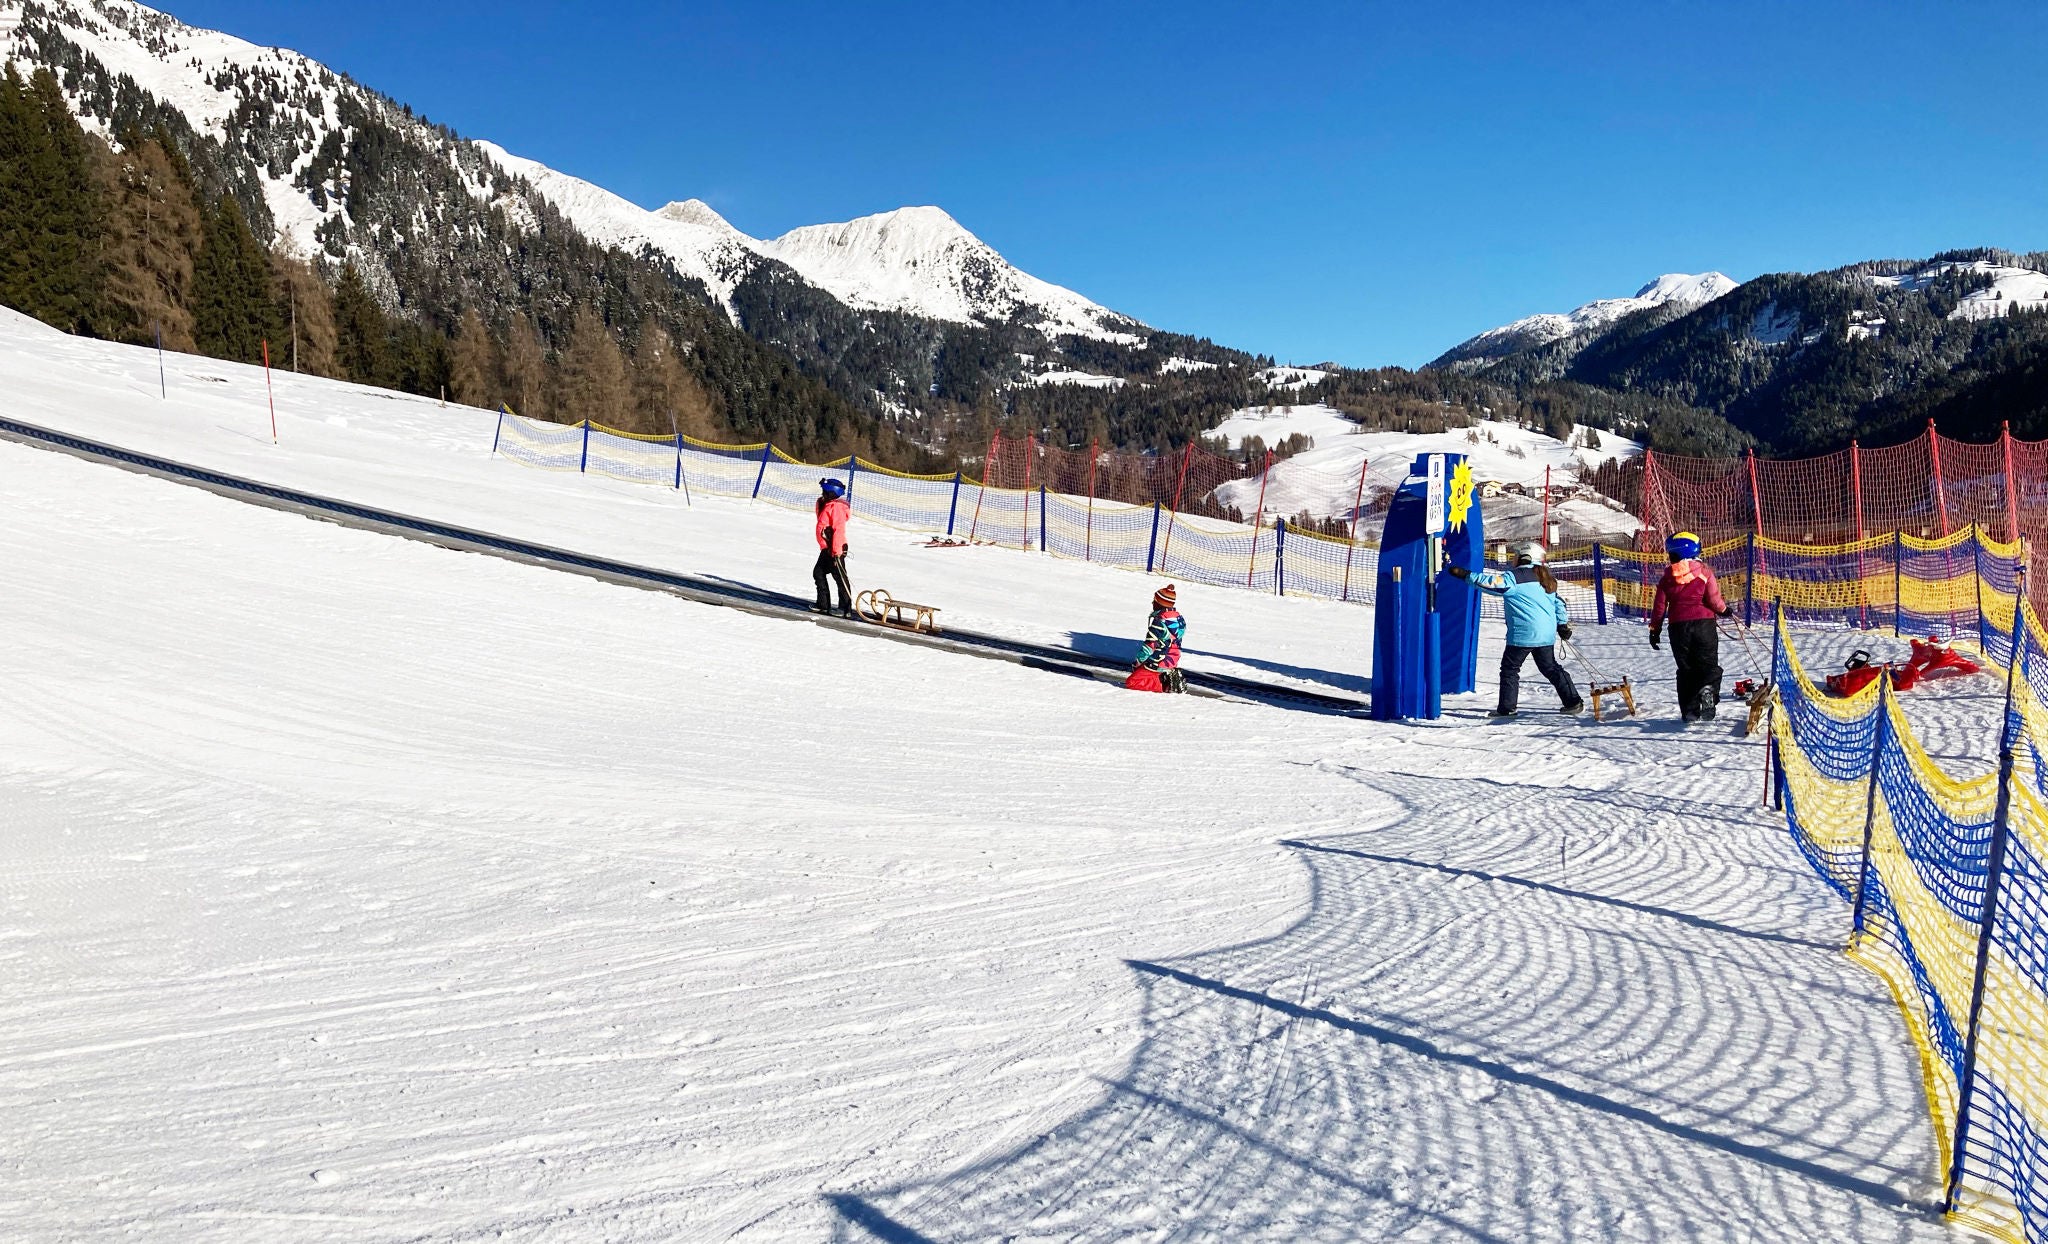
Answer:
[{"left": 0, "top": 415, "right": 1365, "bottom": 714}]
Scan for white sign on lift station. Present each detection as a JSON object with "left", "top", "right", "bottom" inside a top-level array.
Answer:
[{"left": 1423, "top": 453, "right": 1447, "bottom": 537}]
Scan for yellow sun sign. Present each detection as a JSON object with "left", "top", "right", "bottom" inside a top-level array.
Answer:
[{"left": 1447, "top": 460, "right": 1476, "bottom": 532}]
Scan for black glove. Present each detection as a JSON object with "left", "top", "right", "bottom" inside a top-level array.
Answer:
[
  {"left": 1558, "top": 624, "right": 1573, "bottom": 641},
  {"left": 1718, "top": 607, "right": 1735, "bottom": 620},
  {"left": 1649, "top": 630, "right": 1662, "bottom": 650},
  {"left": 1446, "top": 565, "right": 1470, "bottom": 580},
  {"left": 839, "top": 545, "right": 849, "bottom": 556}
]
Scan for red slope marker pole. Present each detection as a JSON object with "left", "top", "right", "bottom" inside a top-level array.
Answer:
[{"left": 262, "top": 339, "right": 278, "bottom": 444}]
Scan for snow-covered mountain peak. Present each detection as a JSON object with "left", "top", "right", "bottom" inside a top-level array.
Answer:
[
  {"left": 764, "top": 206, "right": 1141, "bottom": 339},
  {"left": 1630, "top": 272, "right": 1738, "bottom": 304},
  {"left": 655, "top": 199, "right": 739, "bottom": 231},
  {"left": 1433, "top": 271, "right": 1738, "bottom": 370},
  {"left": 5, "top": 0, "right": 1150, "bottom": 343}
]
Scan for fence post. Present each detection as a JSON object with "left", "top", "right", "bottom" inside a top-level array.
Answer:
[
  {"left": 946, "top": 471, "right": 962, "bottom": 535},
  {"left": 751, "top": 442, "right": 772, "bottom": 499},
  {"left": 1145, "top": 502, "right": 1162, "bottom": 574},
  {"left": 2002, "top": 421, "right": 2022, "bottom": 545},
  {"left": 490, "top": 406, "right": 504, "bottom": 456},
  {"left": 1974, "top": 523, "right": 1988, "bottom": 652},
  {"left": 1744, "top": 533, "right": 1757, "bottom": 626},
  {"left": 579, "top": 420, "right": 590, "bottom": 473},
  {"left": 1159, "top": 443, "right": 1194, "bottom": 571},
  {"left": 1943, "top": 623, "right": 2026, "bottom": 1215},
  {"left": 1021, "top": 435, "right": 1035, "bottom": 552},
  {"left": 969, "top": 431, "right": 998, "bottom": 543},
  {"left": 1247, "top": 449, "right": 1273, "bottom": 587},
  {"left": 1275, "top": 517, "right": 1286, "bottom": 596},
  {"left": 1593, "top": 542, "right": 1609, "bottom": 626},
  {"left": 1039, "top": 484, "right": 1047, "bottom": 553},
  {"left": 845, "top": 455, "right": 859, "bottom": 507},
  {"left": 1853, "top": 439, "right": 1869, "bottom": 630},
  {"left": 1894, "top": 530, "right": 1904, "bottom": 638},
  {"left": 672, "top": 427, "right": 684, "bottom": 492},
  {"left": 1340, "top": 456, "right": 1369, "bottom": 603},
  {"left": 1085, "top": 437, "right": 1098, "bottom": 562},
  {"left": 1763, "top": 603, "right": 1782, "bottom": 808},
  {"left": 1849, "top": 679, "right": 1893, "bottom": 936}
]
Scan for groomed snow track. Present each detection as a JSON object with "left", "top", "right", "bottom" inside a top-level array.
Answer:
[{"left": 0, "top": 416, "right": 1365, "bottom": 714}]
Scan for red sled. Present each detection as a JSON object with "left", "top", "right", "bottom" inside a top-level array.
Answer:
[
  {"left": 1824, "top": 638, "right": 1982, "bottom": 697},
  {"left": 1124, "top": 667, "right": 1165, "bottom": 693}
]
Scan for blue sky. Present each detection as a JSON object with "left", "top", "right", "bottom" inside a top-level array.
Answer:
[{"left": 175, "top": 0, "right": 2048, "bottom": 367}]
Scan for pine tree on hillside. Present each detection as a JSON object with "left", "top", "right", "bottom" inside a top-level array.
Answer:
[
  {"left": 0, "top": 66, "right": 106, "bottom": 334},
  {"left": 631, "top": 324, "right": 717, "bottom": 439},
  {"left": 271, "top": 252, "right": 337, "bottom": 376},
  {"left": 557, "top": 307, "right": 628, "bottom": 427},
  {"left": 191, "top": 195, "right": 280, "bottom": 363},
  {"left": 93, "top": 130, "right": 203, "bottom": 350},
  {"left": 499, "top": 315, "right": 548, "bottom": 419},
  {"left": 448, "top": 308, "right": 496, "bottom": 407},
  {"left": 331, "top": 260, "right": 386, "bottom": 384}
]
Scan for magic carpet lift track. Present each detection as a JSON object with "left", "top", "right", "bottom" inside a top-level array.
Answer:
[{"left": 0, "top": 416, "right": 1367, "bottom": 715}]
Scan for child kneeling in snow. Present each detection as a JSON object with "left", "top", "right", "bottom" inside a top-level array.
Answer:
[
  {"left": 1125, "top": 584, "right": 1187, "bottom": 693},
  {"left": 1450, "top": 545, "right": 1582, "bottom": 718}
]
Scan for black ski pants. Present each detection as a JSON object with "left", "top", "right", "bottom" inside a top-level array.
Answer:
[
  {"left": 813, "top": 550, "right": 852, "bottom": 612},
  {"left": 1500, "top": 644, "right": 1577, "bottom": 713},
  {"left": 1668, "top": 618, "right": 1722, "bottom": 718}
]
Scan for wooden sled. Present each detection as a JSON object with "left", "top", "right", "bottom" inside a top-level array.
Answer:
[
  {"left": 854, "top": 589, "right": 941, "bottom": 635},
  {"left": 1588, "top": 678, "right": 1637, "bottom": 722},
  {"left": 1741, "top": 686, "right": 1778, "bottom": 737},
  {"left": 924, "top": 537, "right": 975, "bottom": 548}
]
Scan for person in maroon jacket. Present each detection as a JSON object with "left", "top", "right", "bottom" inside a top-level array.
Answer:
[
  {"left": 1649, "top": 531, "right": 1736, "bottom": 722},
  {"left": 812, "top": 478, "right": 853, "bottom": 616}
]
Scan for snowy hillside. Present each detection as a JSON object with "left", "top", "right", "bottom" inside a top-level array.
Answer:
[
  {"left": 1211, "top": 406, "right": 1642, "bottom": 538},
  {"left": 0, "top": 298, "right": 1962, "bottom": 1244},
  {"left": 765, "top": 207, "right": 1142, "bottom": 340},
  {"left": 2, "top": 0, "right": 1148, "bottom": 341},
  {"left": 1434, "top": 272, "right": 1739, "bottom": 368},
  {"left": 1863, "top": 259, "right": 2048, "bottom": 323}
]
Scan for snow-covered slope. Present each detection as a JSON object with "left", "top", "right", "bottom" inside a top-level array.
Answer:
[
  {"left": 1211, "top": 407, "right": 1642, "bottom": 538},
  {"left": 1435, "top": 272, "right": 1739, "bottom": 369},
  {"left": 0, "top": 302, "right": 1959, "bottom": 1244},
  {"left": 1863, "top": 259, "right": 2048, "bottom": 322},
  {"left": 3, "top": 0, "right": 1148, "bottom": 339},
  {"left": 765, "top": 207, "right": 1142, "bottom": 339}
]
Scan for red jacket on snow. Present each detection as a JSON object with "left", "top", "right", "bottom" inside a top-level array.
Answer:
[
  {"left": 815, "top": 497, "right": 850, "bottom": 555},
  {"left": 1650, "top": 558, "right": 1728, "bottom": 628}
]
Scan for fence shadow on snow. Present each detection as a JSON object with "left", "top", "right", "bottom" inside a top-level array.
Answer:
[{"left": 823, "top": 759, "right": 1942, "bottom": 1241}]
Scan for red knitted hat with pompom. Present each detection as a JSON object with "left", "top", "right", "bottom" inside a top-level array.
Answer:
[{"left": 1153, "top": 584, "right": 1177, "bottom": 610}]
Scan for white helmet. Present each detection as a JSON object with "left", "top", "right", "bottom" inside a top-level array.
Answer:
[{"left": 1517, "top": 542, "right": 1546, "bottom": 565}]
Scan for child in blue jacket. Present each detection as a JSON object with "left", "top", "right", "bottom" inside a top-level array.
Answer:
[{"left": 1450, "top": 544, "right": 1583, "bottom": 718}]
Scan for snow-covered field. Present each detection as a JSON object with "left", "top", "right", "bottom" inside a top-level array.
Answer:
[
  {"left": 1210, "top": 406, "right": 1641, "bottom": 537},
  {"left": 0, "top": 310, "right": 1976, "bottom": 1241}
]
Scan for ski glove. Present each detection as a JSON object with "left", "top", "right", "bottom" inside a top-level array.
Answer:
[
  {"left": 1649, "top": 630, "right": 1662, "bottom": 650},
  {"left": 1557, "top": 624, "right": 1573, "bottom": 641},
  {"left": 1446, "top": 565, "right": 1471, "bottom": 580}
]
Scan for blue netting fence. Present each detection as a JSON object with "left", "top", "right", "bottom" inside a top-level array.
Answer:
[{"left": 1772, "top": 582, "right": 2048, "bottom": 1243}]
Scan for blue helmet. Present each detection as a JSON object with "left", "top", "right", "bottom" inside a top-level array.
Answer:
[
  {"left": 1666, "top": 531, "right": 1701, "bottom": 560},
  {"left": 819, "top": 478, "right": 847, "bottom": 500}
]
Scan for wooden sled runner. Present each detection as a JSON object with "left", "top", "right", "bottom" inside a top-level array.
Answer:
[
  {"left": 854, "top": 589, "right": 942, "bottom": 634},
  {"left": 1587, "top": 677, "right": 1637, "bottom": 722}
]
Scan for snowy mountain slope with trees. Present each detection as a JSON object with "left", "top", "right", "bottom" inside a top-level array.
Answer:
[
  {"left": 1433, "top": 273, "right": 1739, "bottom": 372},
  {"left": 0, "top": 292, "right": 1960, "bottom": 1244}
]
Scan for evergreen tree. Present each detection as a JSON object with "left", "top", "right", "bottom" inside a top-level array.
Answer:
[
  {"left": 271, "top": 251, "right": 338, "bottom": 376},
  {"left": 499, "top": 315, "right": 547, "bottom": 419},
  {"left": 448, "top": 308, "right": 496, "bottom": 407},
  {"left": 93, "top": 129, "right": 203, "bottom": 350},
  {"left": 191, "top": 195, "right": 279, "bottom": 363},
  {"left": 557, "top": 307, "right": 628, "bottom": 426},
  {"left": 0, "top": 66, "right": 105, "bottom": 333},
  {"left": 630, "top": 323, "right": 716, "bottom": 439},
  {"left": 331, "top": 260, "right": 386, "bottom": 384}
]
